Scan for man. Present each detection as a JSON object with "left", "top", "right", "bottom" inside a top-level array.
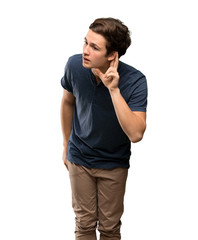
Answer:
[{"left": 60, "top": 18, "right": 147, "bottom": 240}]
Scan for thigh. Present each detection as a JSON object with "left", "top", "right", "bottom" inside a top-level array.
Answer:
[
  {"left": 97, "top": 168, "right": 128, "bottom": 231},
  {"left": 68, "top": 162, "right": 98, "bottom": 226}
]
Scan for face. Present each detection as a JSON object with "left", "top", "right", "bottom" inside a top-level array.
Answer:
[{"left": 82, "top": 30, "right": 112, "bottom": 73}]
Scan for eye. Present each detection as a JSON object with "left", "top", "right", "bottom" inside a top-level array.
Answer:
[{"left": 91, "top": 44, "right": 99, "bottom": 51}]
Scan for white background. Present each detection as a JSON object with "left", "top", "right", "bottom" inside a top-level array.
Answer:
[{"left": 0, "top": 0, "right": 198, "bottom": 239}]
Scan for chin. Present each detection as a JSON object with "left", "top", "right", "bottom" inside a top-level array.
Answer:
[{"left": 82, "top": 62, "right": 92, "bottom": 69}]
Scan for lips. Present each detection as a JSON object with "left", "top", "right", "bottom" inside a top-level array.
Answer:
[{"left": 83, "top": 57, "right": 90, "bottom": 62}]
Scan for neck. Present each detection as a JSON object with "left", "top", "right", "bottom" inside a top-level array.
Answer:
[{"left": 91, "top": 62, "right": 110, "bottom": 80}]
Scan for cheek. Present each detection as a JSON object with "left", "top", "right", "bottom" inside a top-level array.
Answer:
[
  {"left": 91, "top": 52, "right": 108, "bottom": 67},
  {"left": 93, "top": 58, "right": 104, "bottom": 67},
  {"left": 94, "top": 53, "right": 106, "bottom": 62},
  {"left": 97, "top": 56, "right": 108, "bottom": 66}
]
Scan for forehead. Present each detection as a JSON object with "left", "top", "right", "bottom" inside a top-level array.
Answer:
[{"left": 85, "top": 30, "right": 107, "bottom": 48}]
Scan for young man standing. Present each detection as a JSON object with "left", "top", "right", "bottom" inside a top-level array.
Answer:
[{"left": 60, "top": 18, "right": 147, "bottom": 240}]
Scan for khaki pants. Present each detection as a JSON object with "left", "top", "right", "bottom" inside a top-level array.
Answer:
[{"left": 68, "top": 161, "right": 128, "bottom": 240}]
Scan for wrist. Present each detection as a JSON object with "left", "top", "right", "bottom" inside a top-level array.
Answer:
[{"left": 109, "top": 87, "right": 120, "bottom": 95}]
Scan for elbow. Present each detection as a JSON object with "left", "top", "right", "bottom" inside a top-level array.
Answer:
[
  {"left": 130, "top": 136, "right": 143, "bottom": 143},
  {"left": 129, "top": 132, "right": 144, "bottom": 143},
  {"left": 129, "top": 123, "right": 146, "bottom": 143}
]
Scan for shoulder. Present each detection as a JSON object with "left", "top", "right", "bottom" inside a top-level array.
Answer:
[
  {"left": 65, "top": 54, "right": 83, "bottom": 71},
  {"left": 118, "top": 61, "right": 147, "bottom": 96},
  {"left": 68, "top": 54, "right": 82, "bottom": 63},
  {"left": 118, "top": 61, "right": 145, "bottom": 81}
]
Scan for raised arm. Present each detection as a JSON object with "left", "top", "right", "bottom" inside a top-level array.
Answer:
[
  {"left": 109, "top": 89, "right": 146, "bottom": 143},
  {"left": 93, "top": 52, "right": 146, "bottom": 143}
]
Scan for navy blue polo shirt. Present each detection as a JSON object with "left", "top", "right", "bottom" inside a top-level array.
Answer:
[{"left": 61, "top": 54, "right": 147, "bottom": 169}]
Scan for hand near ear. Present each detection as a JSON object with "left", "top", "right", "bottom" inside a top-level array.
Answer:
[{"left": 93, "top": 52, "right": 119, "bottom": 91}]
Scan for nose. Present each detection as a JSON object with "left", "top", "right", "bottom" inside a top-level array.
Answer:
[{"left": 83, "top": 44, "right": 90, "bottom": 55}]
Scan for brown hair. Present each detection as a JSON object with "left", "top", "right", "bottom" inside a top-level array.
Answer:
[{"left": 89, "top": 17, "right": 131, "bottom": 58}]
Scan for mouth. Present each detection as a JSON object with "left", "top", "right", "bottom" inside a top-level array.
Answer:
[{"left": 83, "top": 57, "right": 90, "bottom": 63}]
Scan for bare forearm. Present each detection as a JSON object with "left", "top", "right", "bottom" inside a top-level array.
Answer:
[
  {"left": 60, "top": 100, "right": 74, "bottom": 147},
  {"left": 109, "top": 88, "right": 146, "bottom": 143}
]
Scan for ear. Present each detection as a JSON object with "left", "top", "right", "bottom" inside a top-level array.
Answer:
[{"left": 107, "top": 51, "right": 117, "bottom": 61}]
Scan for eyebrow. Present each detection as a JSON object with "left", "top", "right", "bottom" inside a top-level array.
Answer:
[{"left": 84, "top": 37, "right": 101, "bottom": 50}]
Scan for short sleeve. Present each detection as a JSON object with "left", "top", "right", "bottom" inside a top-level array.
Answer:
[
  {"left": 61, "top": 59, "right": 73, "bottom": 93},
  {"left": 128, "top": 76, "right": 148, "bottom": 112}
]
